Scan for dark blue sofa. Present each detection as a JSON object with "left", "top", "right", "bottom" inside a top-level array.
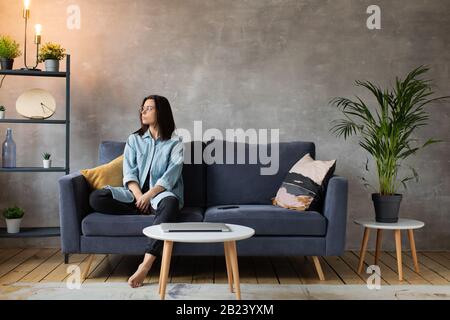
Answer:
[{"left": 58, "top": 140, "right": 348, "bottom": 280}]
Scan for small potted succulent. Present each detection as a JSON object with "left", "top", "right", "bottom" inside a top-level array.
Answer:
[
  {"left": 38, "top": 42, "right": 66, "bottom": 72},
  {"left": 3, "top": 206, "right": 25, "bottom": 234},
  {"left": 0, "top": 35, "right": 22, "bottom": 70},
  {"left": 42, "top": 152, "right": 52, "bottom": 168},
  {"left": 0, "top": 106, "right": 5, "bottom": 119}
]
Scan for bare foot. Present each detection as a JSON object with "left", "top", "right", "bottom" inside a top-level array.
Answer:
[{"left": 128, "top": 263, "right": 151, "bottom": 288}]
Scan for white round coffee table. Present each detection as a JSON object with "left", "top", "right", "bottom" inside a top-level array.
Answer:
[
  {"left": 143, "top": 223, "right": 255, "bottom": 300},
  {"left": 354, "top": 218, "right": 425, "bottom": 281}
]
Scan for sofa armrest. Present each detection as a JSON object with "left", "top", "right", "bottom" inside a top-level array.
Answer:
[
  {"left": 58, "top": 172, "right": 92, "bottom": 254},
  {"left": 323, "top": 176, "right": 348, "bottom": 256}
]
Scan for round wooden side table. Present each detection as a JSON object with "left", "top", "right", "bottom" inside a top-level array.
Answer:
[{"left": 354, "top": 218, "right": 425, "bottom": 281}]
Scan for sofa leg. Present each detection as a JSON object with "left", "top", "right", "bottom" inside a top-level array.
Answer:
[
  {"left": 82, "top": 254, "right": 95, "bottom": 281},
  {"left": 64, "top": 253, "right": 69, "bottom": 264},
  {"left": 312, "top": 256, "right": 325, "bottom": 281}
]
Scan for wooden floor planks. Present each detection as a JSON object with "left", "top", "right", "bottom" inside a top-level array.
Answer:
[{"left": 0, "top": 249, "right": 448, "bottom": 287}]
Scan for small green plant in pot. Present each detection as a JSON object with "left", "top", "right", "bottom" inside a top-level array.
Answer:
[
  {"left": 3, "top": 206, "right": 25, "bottom": 234},
  {"left": 42, "top": 152, "right": 52, "bottom": 168},
  {"left": 330, "top": 66, "right": 448, "bottom": 223},
  {"left": 0, "top": 105, "right": 5, "bottom": 119},
  {"left": 0, "top": 35, "right": 22, "bottom": 70},
  {"left": 38, "top": 42, "right": 66, "bottom": 72}
]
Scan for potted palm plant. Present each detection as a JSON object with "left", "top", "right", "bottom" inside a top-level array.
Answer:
[
  {"left": 38, "top": 42, "right": 66, "bottom": 72},
  {"left": 0, "top": 35, "right": 22, "bottom": 70},
  {"left": 331, "top": 66, "right": 448, "bottom": 223},
  {"left": 3, "top": 206, "right": 25, "bottom": 233}
]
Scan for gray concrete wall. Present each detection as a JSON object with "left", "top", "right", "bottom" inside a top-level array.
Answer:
[{"left": 0, "top": 0, "right": 449, "bottom": 250}]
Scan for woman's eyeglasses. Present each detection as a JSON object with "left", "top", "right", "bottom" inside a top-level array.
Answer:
[{"left": 139, "top": 105, "right": 155, "bottom": 113}]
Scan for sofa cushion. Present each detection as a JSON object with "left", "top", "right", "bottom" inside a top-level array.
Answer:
[
  {"left": 98, "top": 140, "right": 206, "bottom": 207},
  {"left": 82, "top": 206, "right": 204, "bottom": 236},
  {"left": 203, "top": 205, "right": 327, "bottom": 236},
  {"left": 273, "top": 153, "right": 336, "bottom": 212},
  {"left": 98, "top": 141, "right": 125, "bottom": 165},
  {"left": 180, "top": 141, "right": 207, "bottom": 207},
  {"left": 206, "top": 140, "right": 315, "bottom": 206}
]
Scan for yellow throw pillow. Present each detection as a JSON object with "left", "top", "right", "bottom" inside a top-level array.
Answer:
[{"left": 80, "top": 155, "right": 124, "bottom": 189}]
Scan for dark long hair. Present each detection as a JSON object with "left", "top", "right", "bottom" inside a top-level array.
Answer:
[{"left": 133, "top": 95, "right": 176, "bottom": 140}]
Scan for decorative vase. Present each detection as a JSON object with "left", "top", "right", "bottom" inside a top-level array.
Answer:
[
  {"left": 0, "top": 58, "right": 14, "bottom": 70},
  {"left": 45, "top": 59, "right": 59, "bottom": 72},
  {"left": 5, "top": 218, "right": 22, "bottom": 233},
  {"left": 0, "top": 110, "right": 4, "bottom": 119},
  {"left": 43, "top": 159, "right": 52, "bottom": 168},
  {"left": 2, "top": 128, "right": 16, "bottom": 168},
  {"left": 372, "top": 193, "right": 402, "bottom": 223}
]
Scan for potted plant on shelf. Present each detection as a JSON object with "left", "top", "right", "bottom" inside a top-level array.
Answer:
[
  {"left": 0, "top": 35, "right": 22, "bottom": 70},
  {"left": 38, "top": 42, "right": 66, "bottom": 72},
  {"left": 330, "top": 66, "right": 448, "bottom": 223},
  {"left": 3, "top": 206, "right": 25, "bottom": 233},
  {"left": 42, "top": 152, "right": 52, "bottom": 168},
  {"left": 0, "top": 106, "right": 5, "bottom": 119}
]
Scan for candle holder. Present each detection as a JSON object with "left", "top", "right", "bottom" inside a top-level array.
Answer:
[{"left": 21, "top": 5, "right": 41, "bottom": 71}]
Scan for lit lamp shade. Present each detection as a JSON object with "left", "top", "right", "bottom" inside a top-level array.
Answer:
[{"left": 16, "top": 88, "right": 56, "bottom": 119}]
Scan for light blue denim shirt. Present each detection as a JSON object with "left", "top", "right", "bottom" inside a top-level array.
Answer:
[{"left": 105, "top": 130, "right": 184, "bottom": 210}]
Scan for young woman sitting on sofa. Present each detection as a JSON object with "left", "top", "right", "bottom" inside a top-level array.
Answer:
[{"left": 89, "top": 94, "right": 184, "bottom": 288}]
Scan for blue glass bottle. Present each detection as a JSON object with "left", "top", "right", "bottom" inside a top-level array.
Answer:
[{"left": 2, "top": 128, "right": 16, "bottom": 168}]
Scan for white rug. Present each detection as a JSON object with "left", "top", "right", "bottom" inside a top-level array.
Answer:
[{"left": 1, "top": 283, "right": 449, "bottom": 300}]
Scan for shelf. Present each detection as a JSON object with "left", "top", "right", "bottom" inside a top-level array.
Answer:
[
  {"left": 0, "top": 119, "right": 67, "bottom": 124},
  {"left": 0, "top": 55, "right": 70, "bottom": 240},
  {"left": 0, "top": 167, "right": 67, "bottom": 172},
  {"left": 0, "top": 227, "right": 60, "bottom": 238},
  {"left": 0, "top": 69, "right": 66, "bottom": 78}
]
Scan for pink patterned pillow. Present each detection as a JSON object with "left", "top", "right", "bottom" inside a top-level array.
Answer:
[{"left": 272, "top": 153, "right": 336, "bottom": 211}]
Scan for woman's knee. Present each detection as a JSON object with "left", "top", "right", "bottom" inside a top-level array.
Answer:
[
  {"left": 156, "top": 197, "right": 179, "bottom": 218},
  {"left": 89, "top": 189, "right": 112, "bottom": 211},
  {"left": 158, "top": 196, "right": 179, "bottom": 210},
  {"left": 154, "top": 197, "right": 179, "bottom": 224}
]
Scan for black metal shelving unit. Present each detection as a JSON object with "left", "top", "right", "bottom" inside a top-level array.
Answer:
[
  {"left": 0, "top": 227, "right": 61, "bottom": 238},
  {"left": 0, "top": 54, "right": 70, "bottom": 238}
]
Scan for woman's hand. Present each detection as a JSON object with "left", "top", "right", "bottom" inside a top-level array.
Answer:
[
  {"left": 127, "top": 182, "right": 143, "bottom": 202},
  {"left": 135, "top": 192, "right": 152, "bottom": 214},
  {"left": 134, "top": 185, "right": 166, "bottom": 214}
]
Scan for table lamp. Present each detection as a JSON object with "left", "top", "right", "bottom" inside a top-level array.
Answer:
[{"left": 21, "top": 0, "right": 41, "bottom": 71}]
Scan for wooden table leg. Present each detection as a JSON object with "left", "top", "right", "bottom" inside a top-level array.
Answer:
[
  {"left": 357, "top": 227, "right": 371, "bottom": 274},
  {"left": 158, "top": 264, "right": 163, "bottom": 294},
  {"left": 159, "top": 240, "right": 173, "bottom": 300},
  {"left": 228, "top": 241, "right": 241, "bottom": 300},
  {"left": 375, "top": 229, "right": 383, "bottom": 265},
  {"left": 408, "top": 229, "right": 420, "bottom": 273},
  {"left": 394, "top": 229, "right": 403, "bottom": 281},
  {"left": 224, "top": 242, "right": 234, "bottom": 293}
]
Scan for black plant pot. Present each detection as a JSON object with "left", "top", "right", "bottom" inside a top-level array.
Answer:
[
  {"left": 0, "top": 58, "right": 14, "bottom": 70},
  {"left": 372, "top": 193, "right": 402, "bottom": 223}
]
